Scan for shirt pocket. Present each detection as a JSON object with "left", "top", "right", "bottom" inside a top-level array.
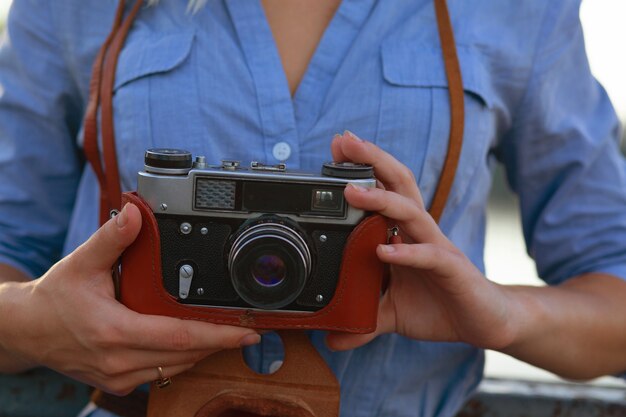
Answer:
[
  {"left": 112, "top": 31, "right": 199, "bottom": 191},
  {"left": 377, "top": 40, "right": 497, "bottom": 213}
]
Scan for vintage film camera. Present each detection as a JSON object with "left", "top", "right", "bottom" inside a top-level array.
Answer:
[{"left": 119, "top": 149, "right": 388, "bottom": 332}]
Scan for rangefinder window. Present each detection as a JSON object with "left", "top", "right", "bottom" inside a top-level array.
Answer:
[
  {"left": 241, "top": 182, "right": 345, "bottom": 217},
  {"left": 312, "top": 189, "right": 342, "bottom": 211}
]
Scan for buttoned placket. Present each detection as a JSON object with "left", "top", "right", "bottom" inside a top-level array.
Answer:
[
  {"left": 225, "top": 0, "right": 376, "bottom": 166},
  {"left": 225, "top": 0, "right": 375, "bottom": 374},
  {"left": 226, "top": 0, "right": 300, "bottom": 169}
]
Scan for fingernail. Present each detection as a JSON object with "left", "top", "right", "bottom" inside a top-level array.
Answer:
[
  {"left": 344, "top": 130, "right": 364, "bottom": 142},
  {"left": 333, "top": 133, "right": 342, "bottom": 141},
  {"left": 116, "top": 204, "right": 128, "bottom": 228},
  {"left": 239, "top": 333, "right": 261, "bottom": 347},
  {"left": 379, "top": 244, "right": 396, "bottom": 253},
  {"left": 348, "top": 183, "right": 369, "bottom": 193}
]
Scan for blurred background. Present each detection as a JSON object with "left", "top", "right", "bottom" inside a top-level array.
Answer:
[{"left": 0, "top": 0, "right": 624, "bottom": 390}]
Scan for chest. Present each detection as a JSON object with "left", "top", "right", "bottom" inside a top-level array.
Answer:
[
  {"left": 71, "top": 0, "right": 530, "bottom": 220},
  {"left": 261, "top": 0, "right": 341, "bottom": 96}
]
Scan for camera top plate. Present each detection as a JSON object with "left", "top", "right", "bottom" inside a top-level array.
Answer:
[{"left": 138, "top": 149, "right": 376, "bottom": 226}]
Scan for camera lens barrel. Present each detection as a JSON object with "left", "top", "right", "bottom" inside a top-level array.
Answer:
[{"left": 228, "top": 218, "right": 312, "bottom": 310}]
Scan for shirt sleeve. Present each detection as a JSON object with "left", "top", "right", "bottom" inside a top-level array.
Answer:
[
  {"left": 0, "top": 0, "right": 83, "bottom": 278},
  {"left": 495, "top": 0, "right": 626, "bottom": 286}
]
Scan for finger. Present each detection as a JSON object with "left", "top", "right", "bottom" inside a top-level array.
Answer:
[
  {"left": 71, "top": 203, "right": 142, "bottom": 273},
  {"left": 344, "top": 184, "right": 451, "bottom": 247},
  {"left": 97, "top": 348, "right": 219, "bottom": 377},
  {"left": 333, "top": 131, "right": 424, "bottom": 206},
  {"left": 330, "top": 133, "right": 345, "bottom": 162},
  {"left": 97, "top": 362, "right": 195, "bottom": 396},
  {"left": 376, "top": 243, "right": 462, "bottom": 277},
  {"left": 330, "top": 131, "right": 356, "bottom": 163},
  {"left": 119, "top": 312, "right": 260, "bottom": 351}
]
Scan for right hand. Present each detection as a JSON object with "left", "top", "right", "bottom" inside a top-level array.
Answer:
[{"left": 0, "top": 203, "right": 260, "bottom": 395}]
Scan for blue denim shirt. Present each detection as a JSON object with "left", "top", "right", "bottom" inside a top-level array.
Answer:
[{"left": 1, "top": 1, "right": 625, "bottom": 416}]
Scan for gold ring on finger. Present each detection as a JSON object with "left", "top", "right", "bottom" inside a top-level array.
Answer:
[{"left": 155, "top": 366, "right": 172, "bottom": 389}]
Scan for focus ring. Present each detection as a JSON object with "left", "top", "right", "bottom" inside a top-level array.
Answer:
[{"left": 227, "top": 218, "right": 312, "bottom": 310}]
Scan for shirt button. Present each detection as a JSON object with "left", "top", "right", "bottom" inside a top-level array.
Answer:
[
  {"left": 269, "top": 360, "right": 283, "bottom": 374},
  {"left": 272, "top": 142, "right": 291, "bottom": 161}
]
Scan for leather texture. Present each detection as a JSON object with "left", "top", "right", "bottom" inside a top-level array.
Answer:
[
  {"left": 429, "top": 0, "right": 465, "bottom": 223},
  {"left": 120, "top": 192, "right": 387, "bottom": 333},
  {"left": 83, "top": 0, "right": 144, "bottom": 226},
  {"left": 82, "top": 0, "right": 126, "bottom": 226},
  {"left": 147, "top": 331, "right": 339, "bottom": 417}
]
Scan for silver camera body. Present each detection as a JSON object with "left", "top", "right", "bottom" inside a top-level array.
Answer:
[{"left": 137, "top": 149, "right": 376, "bottom": 312}]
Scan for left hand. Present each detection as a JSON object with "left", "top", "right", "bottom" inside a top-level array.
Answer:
[{"left": 326, "top": 131, "right": 518, "bottom": 351}]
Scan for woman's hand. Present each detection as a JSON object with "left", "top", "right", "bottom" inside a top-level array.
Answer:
[
  {"left": 0, "top": 203, "right": 259, "bottom": 395},
  {"left": 325, "top": 131, "right": 626, "bottom": 380},
  {"left": 326, "top": 131, "right": 518, "bottom": 351}
]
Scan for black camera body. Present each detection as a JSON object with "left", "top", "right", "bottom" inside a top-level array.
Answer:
[{"left": 137, "top": 149, "right": 376, "bottom": 313}]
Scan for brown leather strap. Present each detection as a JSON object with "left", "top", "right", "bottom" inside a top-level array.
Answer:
[
  {"left": 429, "top": 0, "right": 465, "bottom": 223},
  {"left": 100, "top": 0, "right": 145, "bottom": 220},
  {"left": 92, "top": 389, "right": 148, "bottom": 417},
  {"left": 84, "top": 0, "right": 144, "bottom": 226},
  {"left": 83, "top": 0, "right": 127, "bottom": 226}
]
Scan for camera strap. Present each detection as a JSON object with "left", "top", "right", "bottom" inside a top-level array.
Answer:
[
  {"left": 84, "top": 0, "right": 144, "bottom": 227},
  {"left": 430, "top": 0, "right": 465, "bottom": 223}
]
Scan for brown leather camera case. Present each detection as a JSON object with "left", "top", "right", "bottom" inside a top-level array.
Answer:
[
  {"left": 119, "top": 192, "right": 387, "bottom": 333},
  {"left": 147, "top": 331, "right": 340, "bottom": 417}
]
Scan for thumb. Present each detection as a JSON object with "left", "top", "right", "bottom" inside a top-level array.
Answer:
[{"left": 72, "top": 203, "right": 142, "bottom": 273}]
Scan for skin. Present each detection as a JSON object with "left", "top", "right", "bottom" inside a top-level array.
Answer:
[
  {"left": 0, "top": 204, "right": 260, "bottom": 395},
  {"left": 325, "top": 131, "right": 626, "bottom": 381},
  {"left": 261, "top": 0, "right": 341, "bottom": 96}
]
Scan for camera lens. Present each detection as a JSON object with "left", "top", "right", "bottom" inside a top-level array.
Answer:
[
  {"left": 228, "top": 217, "right": 311, "bottom": 310},
  {"left": 251, "top": 254, "right": 286, "bottom": 287}
]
